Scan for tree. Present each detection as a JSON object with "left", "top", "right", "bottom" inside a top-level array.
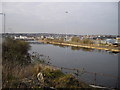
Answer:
[
  {"left": 81, "top": 38, "right": 93, "bottom": 44},
  {"left": 2, "top": 37, "right": 31, "bottom": 65},
  {"left": 71, "top": 36, "right": 80, "bottom": 43},
  {"left": 59, "top": 37, "right": 64, "bottom": 43}
]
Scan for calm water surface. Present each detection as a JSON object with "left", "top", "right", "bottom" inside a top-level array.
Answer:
[{"left": 30, "top": 43, "right": 118, "bottom": 88}]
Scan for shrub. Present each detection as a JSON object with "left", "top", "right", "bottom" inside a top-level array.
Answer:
[{"left": 2, "top": 37, "right": 31, "bottom": 65}]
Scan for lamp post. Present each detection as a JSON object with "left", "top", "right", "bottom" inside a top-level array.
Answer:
[{"left": 0, "top": 13, "right": 5, "bottom": 34}]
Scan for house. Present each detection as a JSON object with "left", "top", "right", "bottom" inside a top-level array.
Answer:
[
  {"left": 105, "top": 39, "right": 116, "bottom": 44},
  {"left": 14, "top": 35, "right": 27, "bottom": 40},
  {"left": 64, "top": 36, "right": 72, "bottom": 41}
]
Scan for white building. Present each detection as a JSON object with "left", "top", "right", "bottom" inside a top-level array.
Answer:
[
  {"left": 14, "top": 35, "right": 27, "bottom": 40},
  {"left": 105, "top": 39, "right": 116, "bottom": 44}
]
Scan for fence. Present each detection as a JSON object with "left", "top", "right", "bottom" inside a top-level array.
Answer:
[
  {"left": 30, "top": 52, "right": 119, "bottom": 88},
  {"left": 51, "top": 65, "right": 120, "bottom": 89}
]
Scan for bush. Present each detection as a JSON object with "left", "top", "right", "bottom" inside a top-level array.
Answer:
[
  {"left": 2, "top": 37, "right": 31, "bottom": 65},
  {"left": 81, "top": 38, "right": 93, "bottom": 44},
  {"left": 71, "top": 36, "right": 80, "bottom": 43}
]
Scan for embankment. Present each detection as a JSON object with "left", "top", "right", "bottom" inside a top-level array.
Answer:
[{"left": 38, "top": 40, "right": 120, "bottom": 53}]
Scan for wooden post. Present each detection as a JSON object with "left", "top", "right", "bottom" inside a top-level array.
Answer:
[
  {"left": 94, "top": 73, "right": 97, "bottom": 85},
  {"left": 61, "top": 67, "right": 63, "bottom": 71},
  {"left": 83, "top": 68, "right": 85, "bottom": 72},
  {"left": 76, "top": 69, "right": 79, "bottom": 79}
]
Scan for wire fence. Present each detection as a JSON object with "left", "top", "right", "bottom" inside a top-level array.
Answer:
[
  {"left": 51, "top": 64, "right": 119, "bottom": 89},
  {"left": 30, "top": 52, "right": 119, "bottom": 89}
]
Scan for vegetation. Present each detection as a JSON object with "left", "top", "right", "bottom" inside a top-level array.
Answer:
[
  {"left": 41, "top": 68, "right": 91, "bottom": 88},
  {"left": 81, "top": 38, "right": 93, "bottom": 44},
  {"left": 43, "top": 37, "right": 120, "bottom": 52},
  {"left": 2, "top": 37, "right": 91, "bottom": 88},
  {"left": 71, "top": 37, "right": 94, "bottom": 44},
  {"left": 2, "top": 37, "right": 31, "bottom": 65},
  {"left": 2, "top": 37, "right": 32, "bottom": 88},
  {"left": 46, "top": 36, "right": 94, "bottom": 45},
  {"left": 71, "top": 36, "right": 81, "bottom": 43}
]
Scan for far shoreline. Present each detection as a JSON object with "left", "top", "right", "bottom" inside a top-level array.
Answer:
[{"left": 37, "top": 39, "right": 120, "bottom": 53}]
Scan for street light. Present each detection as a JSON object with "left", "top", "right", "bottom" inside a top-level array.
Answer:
[{"left": 0, "top": 13, "right": 5, "bottom": 34}]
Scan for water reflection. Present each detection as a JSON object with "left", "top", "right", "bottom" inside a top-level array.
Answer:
[
  {"left": 71, "top": 46, "right": 93, "bottom": 52},
  {"left": 52, "top": 44, "right": 94, "bottom": 52},
  {"left": 52, "top": 44, "right": 69, "bottom": 48},
  {"left": 30, "top": 43, "right": 118, "bottom": 88}
]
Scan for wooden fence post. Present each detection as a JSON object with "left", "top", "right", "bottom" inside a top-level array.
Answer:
[
  {"left": 61, "top": 67, "right": 63, "bottom": 71},
  {"left": 94, "top": 73, "right": 97, "bottom": 85},
  {"left": 76, "top": 69, "right": 79, "bottom": 79}
]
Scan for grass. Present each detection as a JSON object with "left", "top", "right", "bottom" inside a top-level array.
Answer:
[
  {"left": 2, "top": 60, "right": 91, "bottom": 88},
  {"left": 2, "top": 38, "right": 91, "bottom": 88},
  {"left": 2, "top": 61, "right": 42, "bottom": 88},
  {"left": 39, "top": 39, "right": 120, "bottom": 52}
]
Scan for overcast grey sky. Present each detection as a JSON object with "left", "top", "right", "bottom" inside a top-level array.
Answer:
[{"left": 1, "top": 2, "right": 118, "bottom": 35}]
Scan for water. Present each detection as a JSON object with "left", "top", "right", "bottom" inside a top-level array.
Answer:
[{"left": 29, "top": 43, "right": 119, "bottom": 88}]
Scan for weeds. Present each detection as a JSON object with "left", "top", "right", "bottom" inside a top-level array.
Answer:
[{"left": 2, "top": 37, "right": 91, "bottom": 88}]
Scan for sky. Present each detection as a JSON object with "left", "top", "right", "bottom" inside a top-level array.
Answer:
[{"left": 0, "top": 2, "right": 118, "bottom": 35}]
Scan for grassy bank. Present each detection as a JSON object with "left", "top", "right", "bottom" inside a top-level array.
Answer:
[
  {"left": 38, "top": 39, "right": 120, "bottom": 53},
  {"left": 2, "top": 37, "right": 91, "bottom": 88}
]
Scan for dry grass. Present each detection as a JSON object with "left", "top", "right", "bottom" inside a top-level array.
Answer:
[
  {"left": 2, "top": 61, "right": 43, "bottom": 88},
  {"left": 2, "top": 60, "right": 61, "bottom": 88},
  {"left": 2, "top": 61, "right": 91, "bottom": 88}
]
